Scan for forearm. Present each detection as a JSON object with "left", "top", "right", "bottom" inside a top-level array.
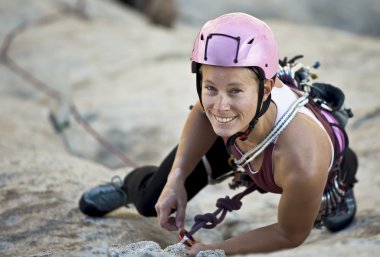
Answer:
[
  {"left": 209, "top": 223, "right": 306, "bottom": 255},
  {"left": 169, "top": 101, "right": 217, "bottom": 183}
]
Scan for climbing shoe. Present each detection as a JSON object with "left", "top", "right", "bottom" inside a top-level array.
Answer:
[
  {"left": 325, "top": 188, "right": 356, "bottom": 232},
  {"left": 79, "top": 176, "right": 129, "bottom": 217}
]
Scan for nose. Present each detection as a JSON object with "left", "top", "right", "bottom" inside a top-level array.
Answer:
[{"left": 215, "top": 94, "right": 230, "bottom": 112}]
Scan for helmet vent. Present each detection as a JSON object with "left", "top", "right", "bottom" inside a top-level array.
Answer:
[
  {"left": 265, "top": 64, "right": 268, "bottom": 67},
  {"left": 200, "top": 34, "right": 204, "bottom": 40},
  {"left": 247, "top": 38, "right": 254, "bottom": 44},
  {"left": 203, "top": 33, "right": 240, "bottom": 63}
]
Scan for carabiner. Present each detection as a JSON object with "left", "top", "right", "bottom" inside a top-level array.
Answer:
[{"left": 177, "top": 229, "right": 196, "bottom": 247}]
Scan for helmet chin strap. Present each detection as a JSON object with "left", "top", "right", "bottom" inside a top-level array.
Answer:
[{"left": 226, "top": 79, "right": 271, "bottom": 155}]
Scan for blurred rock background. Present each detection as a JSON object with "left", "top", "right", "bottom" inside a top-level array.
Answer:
[
  {"left": 0, "top": 0, "right": 379, "bottom": 256},
  {"left": 179, "top": 0, "right": 380, "bottom": 37}
]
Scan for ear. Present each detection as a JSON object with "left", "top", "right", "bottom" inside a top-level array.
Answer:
[{"left": 263, "top": 79, "right": 274, "bottom": 101}]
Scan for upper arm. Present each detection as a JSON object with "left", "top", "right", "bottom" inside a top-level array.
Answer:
[
  {"left": 184, "top": 100, "right": 217, "bottom": 140},
  {"left": 274, "top": 116, "right": 332, "bottom": 245},
  {"left": 172, "top": 100, "right": 218, "bottom": 175},
  {"left": 276, "top": 171, "right": 326, "bottom": 245}
]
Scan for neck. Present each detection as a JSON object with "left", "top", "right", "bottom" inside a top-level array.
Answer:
[{"left": 241, "top": 102, "right": 276, "bottom": 148}]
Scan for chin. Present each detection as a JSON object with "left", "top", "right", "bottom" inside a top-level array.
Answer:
[{"left": 212, "top": 127, "right": 238, "bottom": 138}]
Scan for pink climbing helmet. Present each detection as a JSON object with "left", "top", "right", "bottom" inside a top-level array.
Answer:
[
  {"left": 191, "top": 13, "right": 279, "bottom": 149},
  {"left": 191, "top": 12, "right": 279, "bottom": 79}
]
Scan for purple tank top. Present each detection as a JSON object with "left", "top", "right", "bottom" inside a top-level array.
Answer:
[{"left": 227, "top": 97, "right": 345, "bottom": 194}]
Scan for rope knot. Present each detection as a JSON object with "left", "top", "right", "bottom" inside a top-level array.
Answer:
[
  {"left": 193, "top": 213, "right": 218, "bottom": 229},
  {"left": 216, "top": 196, "right": 242, "bottom": 212}
]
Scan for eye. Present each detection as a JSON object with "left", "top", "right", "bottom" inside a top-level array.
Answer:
[
  {"left": 230, "top": 88, "right": 242, "bottom": 94},
  {"left": 204, "top": 85, "right": 217, "bottom": 92}
]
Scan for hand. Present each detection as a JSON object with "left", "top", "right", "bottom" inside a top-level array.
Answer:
[
  {"left": 155, "top": 168, "right": 188, "bottom": 231},
  {"left": 188, "top": 243, "right": 209, "bottom": 257}
]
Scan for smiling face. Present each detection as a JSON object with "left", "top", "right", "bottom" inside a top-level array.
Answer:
[{"left": 201, "top": 65, "right": 260, "bottom": 138}]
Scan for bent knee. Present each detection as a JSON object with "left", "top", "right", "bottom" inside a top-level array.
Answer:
[{"left": 134, "top": 198, "right": 157, "bottom": 217}]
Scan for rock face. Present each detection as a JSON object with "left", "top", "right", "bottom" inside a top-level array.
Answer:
[
  {"left": 116, "top": 0, "right": 178, "bottom": 27},
  {"left": 179, "top": 0, "right": 380, "bottom": 37},
  {"left": 0, "top": 0, "right": 380, "bottom": 257}
]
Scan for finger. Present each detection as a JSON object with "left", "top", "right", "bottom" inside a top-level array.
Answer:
[
  {"left": 155, "top": 203, "right": 160, "bottom": 217},
  {"left": 155, "top": 203, "right": 161, "bottom": 226},
  {"left": 157, "top": 205, "right": 168, "bottom": 227},
  {"left": 188, "top": 246, "right": 199, "bottom": 257},
  {"left": 162, "top": 216, "right": 179, "bottom": 231},
  {"left": 189, "top": 243, "right": 205, "bottom": 257},
  {"left": 156, "top": 203, "right": 177, "bottom": 231},
  {"left": 175, "top": 201, "right": 186, "bottom": 229}
]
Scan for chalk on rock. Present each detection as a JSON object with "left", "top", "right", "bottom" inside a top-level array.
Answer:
[
  {"left": 163, "top": 243, "right": 187, "bottom": 257},
  {"left": 108, "top": 241, "right": 162, "bottom": 257},
  {"left": 107, "top": 240, "right": 226, "bottom": 257},
  {"left": 196, "top": 249, "right": 226, "bottom": 257}
]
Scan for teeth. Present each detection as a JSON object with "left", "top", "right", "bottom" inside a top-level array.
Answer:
[{"left": 215, "top": 115, "right": 235, "bottom": 123}]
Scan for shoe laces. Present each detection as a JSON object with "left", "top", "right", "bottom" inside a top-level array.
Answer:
[{"left": 108, "top": 175, "right": 129, "bottom": 207}]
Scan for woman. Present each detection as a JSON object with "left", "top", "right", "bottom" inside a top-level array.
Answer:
[{"left": 79, "top": 12, "right": 358, "bottom": 256}]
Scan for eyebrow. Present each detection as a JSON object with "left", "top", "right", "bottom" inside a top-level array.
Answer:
[
  {"left": 203, "top": 79, "right": 215, "bottom": 85},
  {"left": 203, "top": 79, "right": 245, "bottom": 87}
]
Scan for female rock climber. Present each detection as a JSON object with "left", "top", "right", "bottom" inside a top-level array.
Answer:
[{"left": 79, "top": 12, "right": 358, "bottom": 256}]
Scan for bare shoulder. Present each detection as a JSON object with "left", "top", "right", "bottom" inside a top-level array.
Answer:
[{"left": 273, "top": 113, "right": 332, "bottom": 189}]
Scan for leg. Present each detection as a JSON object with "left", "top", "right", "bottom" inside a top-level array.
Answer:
[
  {"left": 325, "top": 147, "right": 358, "bottom": 232},
  {"left": 340, "top": 147, "right": 358, "bottom": 187},
  {"left": 125, "top": 137, "right": 232, "bottom": 217},
  {"left": 79, "top": 137, "right": 231, "bottom": 217}
]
